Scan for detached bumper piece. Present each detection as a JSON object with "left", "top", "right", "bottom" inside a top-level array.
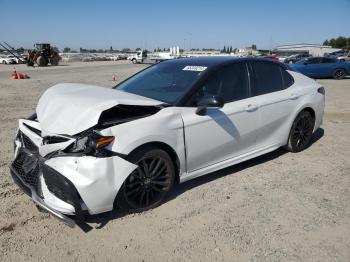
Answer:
[{"left": 10, "top": 132, "right": 84, "bottom": 227}]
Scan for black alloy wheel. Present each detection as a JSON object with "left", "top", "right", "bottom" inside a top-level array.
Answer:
[
  {"left": 333, "top": 68, "right": 346, "bottom": 80},
  {"left": 116, "top": 147, "right": 175, "bottom": 212},
  {"left": 285, "top": 110, "right": 315, "bottom": 152}
]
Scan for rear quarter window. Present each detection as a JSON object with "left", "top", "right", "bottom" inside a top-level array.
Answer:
[
  {"left": 281, "top": 69, "right": 294, "bottom": 88},
  {"left": 252, "top": 62, "right": 288, "bottom": 96}
]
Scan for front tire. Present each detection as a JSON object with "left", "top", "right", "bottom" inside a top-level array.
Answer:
[
  {"left": 116, "top": 147, "right": 175, "bottom": 212},
  {"left": 284, "top": 110, "right": 315, "bottom": 152},
  {"left": 36, "top": 56, "right": 48, "bottom": 66},
  {"left": 132, "top": 58, "right": 137, "bottom": 64},
  {"left": 333, "top": 68, "right": 346, "bottom": 80}
]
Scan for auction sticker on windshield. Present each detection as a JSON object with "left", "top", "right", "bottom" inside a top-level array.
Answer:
[{"left": 182, "top": 66, "right": 207, "bottom": 71}]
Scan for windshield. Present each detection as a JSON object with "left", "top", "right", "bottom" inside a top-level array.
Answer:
[
  {"left": 115, "top": 61, "right": 206, "bottom": 104},
  {"left": 295, "top": 58, "right": 307, "bottom": 64}
]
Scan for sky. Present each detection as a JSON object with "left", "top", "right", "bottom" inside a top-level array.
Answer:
[{"left": 0, "top": 0, "right": 349, "bottom": 51}]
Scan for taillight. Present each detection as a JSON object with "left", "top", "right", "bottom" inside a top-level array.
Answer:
[{"left": 317, "top": 86, "right": 325, "bottom": 95}]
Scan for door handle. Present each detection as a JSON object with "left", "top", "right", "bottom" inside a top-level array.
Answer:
[
  {"left": 245, "top": 104, "right": 258, "bottom": 112},
  {"left": 289, "top": 93, "right": 300, "bottom": 100}
]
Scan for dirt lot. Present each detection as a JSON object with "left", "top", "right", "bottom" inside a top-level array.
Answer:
[{"left": 0, "top": 61, "right": 349, "bottom": 262}]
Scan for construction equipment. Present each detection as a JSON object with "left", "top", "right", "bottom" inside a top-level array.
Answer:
[{"left": 27, "top": 43, "right": 60, "bottom": 66}]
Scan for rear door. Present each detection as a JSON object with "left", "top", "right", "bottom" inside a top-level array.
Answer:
[
  {"left": 318, "top": 57, "right": 337, "bottom": 77},
  {"left": 180, "top": 62, "right": 259, "bottom": 172},
  {"left": 250, "top": 61, "right": 297, "bottom": 149},
  {"left": 302, "top": 58, "right": 322, "bottom": 77}
]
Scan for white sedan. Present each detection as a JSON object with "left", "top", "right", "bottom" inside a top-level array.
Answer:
[
  {"left": 10, "top": 57, "right": 325, "bottom": 227},
  {"left": 0, "top": 55, "right": 16, "bottom": 64}
]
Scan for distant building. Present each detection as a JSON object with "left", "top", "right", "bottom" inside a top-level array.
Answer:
[
  {"left": 236, "top": 47, "right": 259, "bottom": 56},
  {"left": 274, "top": 43, "right": 341, "bottom": 56}
]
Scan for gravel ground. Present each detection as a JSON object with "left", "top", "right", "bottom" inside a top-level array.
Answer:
[{"left": 0, "top": 61, "right": 349, "bottom": 262}]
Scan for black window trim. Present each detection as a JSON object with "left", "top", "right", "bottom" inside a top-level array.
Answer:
[
  {"left": 180, "top": 61, "right": 251, "bottom": 107},
  {"left": 113, "top": 58, "right": 293, "bottom": 107},
  {"left": 281, "top": 67, "right": 295, "bottom": 88},
  {"left": 249, "top": 60, "right": 292, "bottom": 97}
]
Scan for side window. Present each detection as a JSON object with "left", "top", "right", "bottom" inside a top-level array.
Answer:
[
  {"left": 281, "top": 69, "right": 294, "bottom": 88},
  {"left": 307, "top": 58, "right": 320, "bottom": 64},
  {"left": 189, "top": 63, "right": 249, "bottom": 106},
  {"left": 321, "top": 58, "right": 335, "bottom": 64},
  {"left": 252, "top": 62, "right": 284, "bottom": 96}
]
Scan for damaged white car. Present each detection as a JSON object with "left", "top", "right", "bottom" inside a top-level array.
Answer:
[{"left": 10, "top": 57, "right": 325, "bottom": 227}]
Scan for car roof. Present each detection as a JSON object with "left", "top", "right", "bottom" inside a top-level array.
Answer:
[
  {"left": 161, "top": 56, "right": 288, "bottom": 69},
  {"left": 307, "top": 56, "right": 335, "bottom": 59}
]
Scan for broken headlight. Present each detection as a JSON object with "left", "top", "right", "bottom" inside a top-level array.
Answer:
[{"left": 64, "top": 132, "right": 114, "bottom": 156}]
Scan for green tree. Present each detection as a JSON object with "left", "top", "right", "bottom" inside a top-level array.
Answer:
[
  {"left": 252, "top": 44, "right": 257, "bottom": 50},
  {"left": 223, "top": 46, "right": 226, "bottom": 53},
  {"left": 323, "top": 36, "right": 350, "bottom": 49}
]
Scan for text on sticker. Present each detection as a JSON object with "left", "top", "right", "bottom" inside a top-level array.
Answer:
[{"left": 183, "top": 66, "right": 207, "bottom": 72}]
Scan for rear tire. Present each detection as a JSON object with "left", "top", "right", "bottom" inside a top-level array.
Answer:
[
  {"left": 333, "top": 68, "right": 345, "bottom": 80},
  {"left": 116, "top": 146, "right": 175, "bottom": 212},
  {"left": 50, "top": 56, "right": 59, "bottom": 66},
  {"left": 36, "top": 56, "right": 48, "bottom": 66},
  {"left": 284, "top": 110, "right": 315, "bottom": 152}
]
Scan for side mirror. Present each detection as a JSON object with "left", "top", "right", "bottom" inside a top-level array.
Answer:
[{"left": 196, "top": 95, "right": 224, "bottom": 116}]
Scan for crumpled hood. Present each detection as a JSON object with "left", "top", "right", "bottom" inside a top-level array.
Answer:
[{"left": 36, "top": 83, "right": 162, "bottom": 135}]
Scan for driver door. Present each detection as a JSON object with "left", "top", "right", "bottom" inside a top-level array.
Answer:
[{"left": 179, "top": 62, "right": 259, "bottom": 172}]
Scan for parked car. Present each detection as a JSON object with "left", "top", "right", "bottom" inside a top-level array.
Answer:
[
  {"left": 325, "top": 50, "right": 350, "bottom": 62},
  {"left": 6, "top": 55, "right": 22, "bottom": 64},
  {"left": 337, "top": 52, "right": 350, "bottom": 62},
  {"left": 277, "top": 56, "right": 288, "bottom": 63},
  {"left": 81, "top": 56, "right": 94, "bottom": 62},
  {"left": 262, "top": 55, "right": 278, "bottom": 61},
  {"left": 118, "top": 54, "right": 128, "bottom": 60},
  {"left": 290, "top": 57, "right": 350, "bottom": 79},
  {"left": 0, "top": 55, "right": 16, "bottom": 64},
  {"left": 10, "top": 57, "right": 325, "bottom": 227},
  {"left": 109, "top": 55, "right": 121, "bottom": 61},
  {"left": 285, "top": 54, "right": 311, "bottom": 64}
]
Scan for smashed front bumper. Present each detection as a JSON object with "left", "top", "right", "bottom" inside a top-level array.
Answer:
[
  {"left": 10, "top": 147, "right": 80, "bottom": 227},
  {"left": 10, "top": 121, "right": 138, "bottom": 227}
]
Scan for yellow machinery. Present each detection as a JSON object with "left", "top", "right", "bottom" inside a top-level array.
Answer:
[{"left": 27, "top": 43, "right": 60, "bottom": 66}]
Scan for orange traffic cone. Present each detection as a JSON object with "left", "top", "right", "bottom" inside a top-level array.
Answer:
[{"left": 10, "top": 70, "right": 29, "bottom": 79}]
